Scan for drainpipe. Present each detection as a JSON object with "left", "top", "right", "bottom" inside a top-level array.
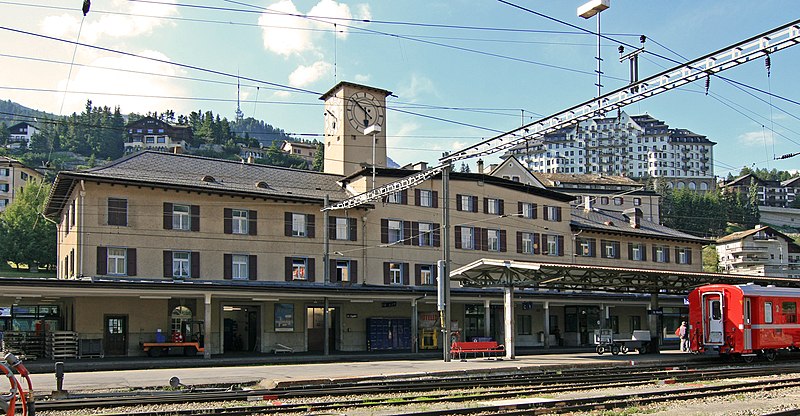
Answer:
[{"left": 78, "top": 180, "right": 86, "bottom": 278}]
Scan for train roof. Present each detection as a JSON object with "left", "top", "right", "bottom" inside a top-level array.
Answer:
[{"left": 699, "top": 284, "right": 800, "bottom": 297}]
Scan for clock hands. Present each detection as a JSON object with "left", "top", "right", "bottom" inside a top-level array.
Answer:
[{"left": 350, "top": 98, "right": 372, "bottom": 127}]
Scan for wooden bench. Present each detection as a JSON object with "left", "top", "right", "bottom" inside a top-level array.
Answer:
[{"left": 450, "top": 341, "right": 505, "bottom": 361}]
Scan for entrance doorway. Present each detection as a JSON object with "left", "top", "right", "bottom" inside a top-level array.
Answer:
[
  {"left": 103, "top": 315, "right": 128, "bottom": 356},
  {"left": 565, "top": 306, "right": 601, "bottom": 346},
  {"left": 306, "top": 306, "right": 337, "bottom": 353},
  {"left": 223, "top": 305, "right": 260, "bottom": 352}
]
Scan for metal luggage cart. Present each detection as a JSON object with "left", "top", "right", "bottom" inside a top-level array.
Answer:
[{"left": 594, "top": 329, "right": 651, "bottom": 355}]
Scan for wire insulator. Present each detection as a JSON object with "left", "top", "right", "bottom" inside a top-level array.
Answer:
[
  {"left": 705, "top": 75, "right": 710, "bottom": 95},
  {"left": 765, "top": 54, "right": 771, "bottom": 77}
]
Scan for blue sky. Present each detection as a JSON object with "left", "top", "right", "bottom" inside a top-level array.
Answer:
[{"left": 1, "top": 0, "right": 798, "bottom": 177}]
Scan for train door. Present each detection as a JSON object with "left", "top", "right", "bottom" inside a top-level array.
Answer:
[
  {"left": 702, "top": 292, "right": 724, "bottom": 345},
  {"left": 743, "top": 298, "right": 752, "bottom": 351}
]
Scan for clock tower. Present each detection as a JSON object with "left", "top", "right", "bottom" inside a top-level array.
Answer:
[{"left": 320, "top": 81, "right": 391, "bottom": 176}]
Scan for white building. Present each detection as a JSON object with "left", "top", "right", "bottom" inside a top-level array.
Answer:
[
  {"left": 6, "top": 122, "right": 37, "bottom": 149},
  {"left": 716, "top": 225, "right": 800, "bottom": 278}
]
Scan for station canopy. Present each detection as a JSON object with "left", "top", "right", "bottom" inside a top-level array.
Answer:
[{"left": 450, "top": 259, "right": 800, "bottom": 295}]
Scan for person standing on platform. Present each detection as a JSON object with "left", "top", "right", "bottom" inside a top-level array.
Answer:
[{"left": 677, "top": 321, "right": 689, "bottom": 352}]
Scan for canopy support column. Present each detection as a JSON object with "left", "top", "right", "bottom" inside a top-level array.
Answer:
[{"left": 503, "top": 284, "right": 515, "bottom": 359}]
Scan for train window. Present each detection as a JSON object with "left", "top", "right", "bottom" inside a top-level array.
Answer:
[
  {"left": 765, "top": 302, "right": 773, "bottom": 324},
  {"left": 782, "top": 302, "right": 797, "bottom": 323},
  {"left": 710, "top": 300, "right": 721, "bottom": 320}
]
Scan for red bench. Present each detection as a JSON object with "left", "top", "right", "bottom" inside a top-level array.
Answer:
[{"left": 450, "top": 341, "right": 505, "bottom": 361}]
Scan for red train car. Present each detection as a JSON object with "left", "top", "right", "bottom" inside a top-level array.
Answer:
[{"left": 689, "top": 284, "right": 800, "bottom": 361}]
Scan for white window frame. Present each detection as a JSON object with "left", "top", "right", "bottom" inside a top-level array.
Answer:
[
  {"left": 336, "top": 260, "right": 350, "bottom": 282},
  {"left": 613, "top": 197, "right": 623, "bottom": 205},
  {"left": 521, "top": 203, "right": 534, "bottom": 219},
  {"left": 605, "top": 243, "right": 615, "bottom": 259},
  {"left": 335, "top": 217, "right": 349, "bottom": 240},
  {"left": 579, "top": 240, "right": 591, "bottom": 256},
  {"left": 292, "top": 258, "right": 307, "bottom": 280},
  {"left": 420, "top": 265, "right": 434, "bottom": 285},
  {"left": 632, "top": 244, "right": 643, "bottom": 261},
  {"left": 389, "top": 262, "right": 403, "bottom": 285},
  {"left": 387, "top": 192, "right": 402, "bottom": 204},
  {"left": 388, "top": 219, "right": 403, "bottom": 244},
  {"left": 678, "top": 248, "right": 688, "bottom": 264},
  {"left": 546, "top": 235, "right": 558, "bottom": 256},
  {"left": 461, "top": 227, "right": 474, "bottom": 250},
  {"left": 460, "top": 195, "right": 473, "bottom": 212},
  {"left": 292, "top": 213, "right": 307, "bottom": 237},
  {"left": 546, "top": 206, "right": 559, "bottom": 221},
  {"left": 487, "top": 229, "right": 500, "bottom": 252},
  {"left": 522, "top": 232, "right": 533, "bottom": 254},
  {"left": 232, "top": 209, "right": 248, "bottom": 235},
  {"left": 173, "top": 204, "right": 191, "bottom": 230},
  {"left": 173, "top": 251, "right": 191, "bottom": 278},
  {"left": 232, "top": 254, "right": 249, "bottom": 280},
  {"left": 487, "top": 198, "right": 500, "bottom": 215},
  {"left": 418, "top": 222, "right": 434, "bottom": 246},
  {"left": 419, "top": 190, "right": 433, "bottom": 207},
  {"left": 656, "top": 247, "right": 666, "bottom": 263},
  {"left": 107, "top": 247, "right": 127, "bottom": 275}
]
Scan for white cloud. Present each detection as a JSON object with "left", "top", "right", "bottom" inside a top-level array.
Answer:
[
  {"left": 738, "top": 130, "right": 775, "bottom": 146},
  {"left": 396, "top": 74, "right": 437, "bottom": 102},
  {"left": 353, "top": 74, "right": 371, "bottom": 84},
  {"left": 41, "top": 0, "right": 177, "bottom": 43},
  {"left": 289, "top": 61, "right": 332, "bottom": 87}
]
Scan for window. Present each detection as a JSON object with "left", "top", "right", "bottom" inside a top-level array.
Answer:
[
  {"left": 546, "top": 235, "right": 558, "bottom": 256},
  {"left": 387, "top": 192, "right": 402, "bottom": 204},
  {"left": 631, "top": 243, "right": 644, "bottom": 261},
  {"left": 517, "top": 315, "right": 532, "bottom": 335},
  {"left": 0, "top": 184, "right": 8, "bottom": 192},
  {"left": 232, "top": 254, "right": 249, "bottom": 280},
  {"left": 232, "top": 209, "right": 249, "bottom": 234},
  {"left": 783, "top": 302, "right": 797, "bottom": 323},
  {"left": 292, "top": 258, "right": 307, "bottom": 280},
  {"left": 107, "top": 198, "right": 128, "bottom": 226},
  {"left": 630, "top": 316, "right": 641, "bottom": 331},
  {"left": 521, "top": 232, "right": 534, "bottom": 254},
  {"left": 486, "top": 198, "right": 500, "bottom": 214},
  {"left": 335, "top": 260, "right": 351, "bottom": 282},
  {"left": 655, "top": 246, "right": 667, "bottom": 263},
  {"left": 292, "top": 213, "right": 306, "bottom": 237},
  {"left": 576, "top": 238, "right": 595, "bottom": 257},
  {"left": 602, "top": 240, "right": 620, "bottom": 259},
  {"left": 633, "top": 198, "right": 642, "bottom": 206},
  {"left": 520, "top": 202, "right": 536, "bottom": 219},
  {"left": 765, "top": 302, "right": 773, "bottom": 324},
  {"left": 107, "top": 248, "right": 127, "bottom": 275},
  {"left": 419, "top": 190, "right": 433, "bottom": 207},
  {"left": 173, "top": 204, "right": 191, "bottom": 230},
  {"left": 418, "top": 222, "right": 434, "bottom": 246},
  {"left": 458, "top": 194, "right": 476, "bottom": 212},
  {"left": 460, "top": 227, "right": 475, "bottom": 250},
  {"left": 613, "top": 197, "right": 623, "bottom": 205},
  {"left": 544, "top": 205, "right": 562, "bottom": 222},
  {"left": 389, "top": 262, "right": 403, "bottom": 285},
  {"left": 419, "top": 265, "right": 434, "bottom": 285},
  {"left": 172, "top": 251, "right": 191, "bottom": 278},
  {"left": 388, "top": 220, "right": 403, "bottom": 244},
  {"left": 677, "top": 248, "right": 691, "bottom": 264},
  {"left": 487, "top": 229, "right": 500, "bottom": 252},
  {"left": 605, "top": 243, "right": 615, "bottom": 258},
  {"left": 511, "top": 176, "right": 520, "bottom": 182},
  {"left": 335, "top": 217, "right": 349, "bottom": 240},
  {"left": 0, "top": 168, "right": 8, "bottom": 176}
]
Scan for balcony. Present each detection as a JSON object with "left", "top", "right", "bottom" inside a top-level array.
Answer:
[
  {"left": 727, "top": 245, "right": 769, "bottom": 254},
  {"left": 729, "top": 256, "right": 769, "bottom": 265}
]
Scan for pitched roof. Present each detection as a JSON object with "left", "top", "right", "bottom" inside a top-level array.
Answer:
[
  {"left": 571, "top": 208, "right": 708, "bottom": 243},
  {"left": 45, "top": 151, "right": 349, "bottom": 218},
  {"left": 716, "top": 225, "right": 798, "bottom": 245}
]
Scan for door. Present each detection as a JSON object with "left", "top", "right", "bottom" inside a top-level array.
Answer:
[
  {"left": 104, "top": 315, "right": 128, "bottom": 356},
  {"left": 307, "top": 306, "right": 337, "bottom": 353},
  {"left": 743, "top": 298, "right": 752, "bottom": 350},
  {"left": 703, "top": 292, "right": 724, "bottom": 345}
]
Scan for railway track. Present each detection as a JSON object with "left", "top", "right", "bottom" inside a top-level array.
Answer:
[{"left": 32, "top": 361, "right": 800, "bottom": 415}]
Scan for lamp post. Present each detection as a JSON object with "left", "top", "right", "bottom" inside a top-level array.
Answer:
[
  {"left": 365, "top": 124, "right": 382, "bottom": 190},
  {"left": 578, "top": 0, "right": 610, "bottom": 108}
]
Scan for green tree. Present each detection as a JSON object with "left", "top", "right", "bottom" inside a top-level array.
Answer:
[
  {"left": 0, "top": 179, "right": 57, "bottom": 269},
  {"left": 0, "top": 122, "right": 8, "bottom": 147},
  {"left": 746, "top": 178, "right": 761, "bottom": 226},
  {"left": 311, "top": 142, "right": 324, "bottom": 172},
  {"left": 702, "top": 245, "right": 719, "bottom": 273}
]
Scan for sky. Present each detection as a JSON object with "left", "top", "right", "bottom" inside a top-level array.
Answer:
[{"left": 1, "top": 0, "right": 799, "bottom": 177}]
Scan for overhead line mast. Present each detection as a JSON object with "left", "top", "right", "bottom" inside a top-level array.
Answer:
[{"left": 323, "top": 19, "right": 800, "bottom": 212}]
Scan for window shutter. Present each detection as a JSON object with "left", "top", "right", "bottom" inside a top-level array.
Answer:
[
  {"left": 284, "top": 212, "right": 292, "bottom": 236},
  {"left": 455, "top": 226, "right": 462, "bottom": 249},
  {"left": 402, "top": 263, "right": 410, "bottom": 285},
  {"left": 381, "top": 219, "right": 389, "bottom": 243},
  {"left": 472, "top": 196, "right": 478, "bottom": 212},
  {"left": 628, "top": 243, "right": 634, "bottom": 260},
  {"left": 687, "top": 249, "right": 693, "bottom": 265},
  {"left": 190, "top": 205, "right": 200, "bottom": 232},
  {"left": 590, "top": 239, "right": 597, "bottom": 257},
  {"left": 480, "top": 228, "right": 488, "bottom": 251},
  {"left": 642, "top": 244, "right": 647, "bottom": 261},
  {"left": 543, "top": 205, "right": 549, "bottom": 221},
  {"left": 224, "top": 208, "right": 232, "bottom": 234},
  {"left": 483, "top": 197, "right": 489, "bottom": 214},
  {"left": 285, "top": 257, "right": 293, "bottom": 281},
  {"left": 532, "top": 203, "right": 538, "bottom": 219},
  {"left": 516, "top": 232, "right": 523, "bottom": 254},
  {"left": 249, "top": 210, "right": 257, "bottom": 235},
  {"left": 499, "top": 230, "right": 507, "bottom": 252},
  {"left": 383, "top": 262, "right": 390, "bottom": 284},
  {"left": 456, "top": 194, "right": 463, "bottom": 211},
  {"left": 223, "top": 254, "right": 232, "bottom": 280},
  {"left": 652, "top": 246, "right": 657, "bottom": 262},
  {"left": 675, "top": 247, "right": 680, "bottom": 264},
  {"left": 614, "top": 241, "right": 621, "bottom": 259},
  {"left": 403, "top": 221, "right": 412, "bottom": 245},
  {"left": 349, "top": 218, "right": 357, "bottom": 241},
  {"left": 556, "top": 207, "right": 562, "bottom": 222},
  {"left": 329, "top": 259, "right": 337, "bottom": 282},
  {"left": 350, "top": 260, "right": 358, "bottom": 283},
  {"left": 191, "top": 252, "right": 200, "bottom": 278},
  {"left": 96, "top": 247, "right": 107, "bottom": 275},
  {"left": 329, "top": 216, "right": 337, "bottom": 240},
  {"left": 400, "top": 189, "right": 408, "bottom": 205},
  {"left": 664, "top": 247, "right": 670, "bottom": 263},
  {"left": 415, "top": 264, "right": 422, "bottom": 286},
  {"left": 307, "top": 258, "right": 315, "bottom": 282},
  {"left": 432, "top": 191, "right": 439, "bottom": 208},
  {"left": 557, "top": 236, "right": 565, "bottom": 256},
  {"left": 498, "top": 199, "right": 505, "bottom": 215},
  {"left": 163, "top": 250, "right": 172, "bottom": 278},
  {"left": 414, "top": 189, "right": 421, "bottom": 206},
  {"left": 307, "top": 214, "right": 315, "bottom": 238},
  {"left": 518, "top": 202, "right": 523, "bottom": 217},
  {"left": 249, "top": 255, "right": 257, "bottom": 280},
  {"left": 411, "top": 222, "right": 420, "bottom": 246},
  {"left": 534, "top": 233, "right": 541, "bottom": 255},
  {"left": 127, "top": 248, "right": 137, "bottom": 276},
  {"left": 163, "top": 203, "right": 173, "bottom": 230},
  {"left": 433, "top": 224, "right": 441, "bottom": 247}
]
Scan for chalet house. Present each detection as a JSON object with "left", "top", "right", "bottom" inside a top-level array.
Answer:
[
  {"left": 6, "top": 122, "right": 37, "bottom": 149},
  {"left": 124, "top": 117, "right": 193, "bottom": 154}
]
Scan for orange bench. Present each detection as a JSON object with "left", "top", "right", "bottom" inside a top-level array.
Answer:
[{"left": 450, "top": 341, "right": 505, "bottom": 361}]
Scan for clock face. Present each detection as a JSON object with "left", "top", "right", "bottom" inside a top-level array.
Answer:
[{"left": 347, "top": 91, "right": 384, "bottom": 134}]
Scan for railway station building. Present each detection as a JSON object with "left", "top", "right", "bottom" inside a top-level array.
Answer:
[{"left": 1, "top": 82, "right": 711, "bottom": 359}]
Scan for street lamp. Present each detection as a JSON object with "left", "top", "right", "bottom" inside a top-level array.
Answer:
[
  {"left": 365, "top": 124, "right": 382, "bottom": 190},
  {"left": 578, "top": 0, "right": 610, "bottom": 106}
]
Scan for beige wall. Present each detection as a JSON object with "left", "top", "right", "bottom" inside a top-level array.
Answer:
[{"left": 576, "top": 231, "right": 701, "bottom": 271}]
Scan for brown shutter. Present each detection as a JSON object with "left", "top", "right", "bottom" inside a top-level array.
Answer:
[
  {"left": 642, "top": 244, "right": 647, "bottom": 261},
  {"left": 518, "top": 202, "right": 523, "bottom": 217},
  {"left": 411, "top": 222, "right": 420, "bottom": 246},
  {"left": 190, "top": 205, "right": 200, "bottom": 232},
  {"left": 589, "top": 239, "right": 597, "bottom": 257},
  {"left": 163, "top": 251, "right": 172, "bottom": 278},
  {"left": 307, "top": 214, "right": 315, "bottom": 238},
  {"left": 350, "top": 260, "right": 358, "bottom": 283},
  {"left": 403, "top": 221, "right": 412, "bottom": 245},
  {"left": 249, "top": 255, "right": 257, "bottom": 280},
  {"left": 402, "top": 263, "right": 410, "bottom": 285},
  {"left": 432, "top": 191, "right": 439, "bottom": 208},
  {"left": 499, "top": 230, "right": 507, "bottom": 252},
  {"left": 628, "top": 243, "right": 634, "bottom": 260},
  {"left": 516, "top": 232, "right": 523, "bottom": 254},
  {"left": 329, "top": 216, "right": 338, "bottom": 240},
  {"left": 96, "top": 246, "right": 107, "bottom": 275},
  {"left": 414, "top": 189, "right": 421, "bottom": 206},
  {"left": 224, "top": 254, "right": 232, "bottom": 280},
  {"left": 543, "top": 205, "right": 549, "bottom": 221},
  {"left": 127, "top": 248, "right": 137, "bottom": 276},
  {"left": 163, "top": 202, "right": 173, "bottom": 230},
  {"left": 224, "top": 208, "right": 232, "bottom": 234},
  {"left": 675, "top": 247, "right": 680, "bottom": 264},
  {"left": 383, "top": 262, "right": 391, "bottom": 284},
  {"left": 483, "top": 197, "right": 489, "bottom": 214},
  {"left": 284, "top": 212, "right": 293, "bottom": 236},
  {"left": 249, "top": 210, "right": 257, "bottom": 235},
  {"left": 349, "top": 217, "right": 357, "bottom": 241},
  {"left": 687, "top": 249, "right": 693, "bottom": 265},
  {"left": 652, "top": 246, "right": 657, "bottom": 262},
  {"left": 454, "top": 226, "right": 462, "bottom": 249},
  {"left": 472, "top": 196, "right": 478, "bottom": 212},
  {"left": 307, "top": 258, "right": 315, "bottom": 282},
  {"left": 614, "top": 241, "right": 621, "bottom": 259},
  {"left": 533, "top": 233, "right": 540, "bottom": 255},
  {"left": 498, "top": 199, "right": 505, "bottom": 215},
  {"left": 456, "top": 194, "right": 463, "bottom": 211},
  {"left": 480, "top": 228, "right": 488, "bottom": 251},
  {"left": 415, "top": 264, "right": 422, "bottom": 286},
  {"left": 557, "top": 236, "right": 565, "bottom": 256},
  {"left": 381, "top": 218, "right": 389, "bottom": 243},
  {"left": 664, "top": 247, "right": 670, "bottom": 263},
  {"left": 433, "top": 224, "right": 441, "bottom": 247},
  {"left": 532, "top": 203, "right": 538, "bottom": 219},
  {"left": 400, "top": 189, "right": 408, "bottom": 205},
  {"left": 285, "top": 257, "right": 293, "bottom": 281},
  {"left": 190, "top": 252, "right": 200, "bottom": 278},
  {"left": 556, "top": 207, "right": 562, "bottom": 222},
  {"left": 541, "top": 234, "right": 549, "bottom": 254}
]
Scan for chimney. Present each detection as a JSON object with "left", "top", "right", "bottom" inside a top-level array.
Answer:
[
  {"left": 172, "top": 146, "right": 183, "bottom": 154},
  {"left": 477, "top": 159, "right": 484, "bottom": 173},
  {"left": 623, "top": 207, "right": 642, "bottom": 228},
  {"left": 583, "top": 195, "right": 592, "bottom": 212},
  {"left": 247, "top": 155, "right": 255, "bottom": 164}
]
